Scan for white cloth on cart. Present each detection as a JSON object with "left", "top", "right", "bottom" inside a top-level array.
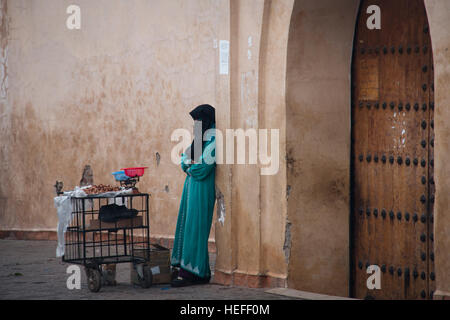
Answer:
[{"left": 54, "top": 186, "right": 133, "bottom": 257}]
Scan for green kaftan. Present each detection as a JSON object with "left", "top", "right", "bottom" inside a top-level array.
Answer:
[{"left": 171, "top": 132, "right": 216, "bottom": 279}]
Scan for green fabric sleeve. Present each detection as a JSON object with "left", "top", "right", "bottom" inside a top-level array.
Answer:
[
  {"left": 187, "top": 161, "right": 215, "bottom": 181},
  {"left": 186, "top": 140, "right": 216, "bottom": 181}
]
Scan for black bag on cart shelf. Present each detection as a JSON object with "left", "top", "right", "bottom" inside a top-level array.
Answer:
[{"left": 99, "top": 203, "right": 138, "bottom": 223}]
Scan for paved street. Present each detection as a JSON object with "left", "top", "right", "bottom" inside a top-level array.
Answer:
[{"left": 0, "top": 240, "right": 297, "bottom": 300}]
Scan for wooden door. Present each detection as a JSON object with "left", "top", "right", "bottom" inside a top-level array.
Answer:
[{"left": 351, "top": 0, "right": 435, "bottom": 299}]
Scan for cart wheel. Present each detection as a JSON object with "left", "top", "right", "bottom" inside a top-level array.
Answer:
[
  {"left": 86, "top": 268, "right": 102, "bottom": 292},
  {"left": 135, "top": 264, "right": 153, "bottom": 288}
]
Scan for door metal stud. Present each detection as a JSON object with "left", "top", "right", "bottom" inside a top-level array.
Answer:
[
  {"left": 389, "top": 211, "right": 394, "bottom": 219},
  {"left": 421, "top": 159, "right": 426, "bottom": 167},
  {"left": 420, "top": 234, "right": 426, "bottom": 242},
  {"left": 420, "top": 195, "right": 427, "bottom": 204},
  {"left": 421, "top": 214, "right": 426, "bottom": 223},
  {"left": 405, "top": 212, "right": 410, "bottom": 221}
]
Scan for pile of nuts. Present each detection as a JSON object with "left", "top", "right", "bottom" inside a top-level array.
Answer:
[{"left": 84, "top": 184, "right": 121, "bottom": 195}]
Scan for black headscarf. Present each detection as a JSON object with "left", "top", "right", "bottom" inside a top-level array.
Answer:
[{"left": 185, "top": 104, "right": 215, "bottom": 161}]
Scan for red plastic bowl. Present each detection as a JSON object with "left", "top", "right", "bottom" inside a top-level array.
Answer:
[{"left": 121, "top": 167, "right": 148, "bottom": 178}]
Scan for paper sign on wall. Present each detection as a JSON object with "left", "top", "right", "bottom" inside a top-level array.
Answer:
[{"left": 219, "top": 40, "right": 230, "bottom": 75}]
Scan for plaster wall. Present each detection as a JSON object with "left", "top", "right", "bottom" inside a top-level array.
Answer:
[
  {"left": 0, "top": 0, "right": 221, "bottom": 240},
  {"left": 258, "top": 0, "right": 293, "bottom": 281},
  {"left": 285, "top": 0, "right": 359, "bottom": 296},
  {"left": 215, "top": 0, "right": 292, "bottom": 283},
  {"left": 229, "top": 0, "right": 265, "bottom": 276}
]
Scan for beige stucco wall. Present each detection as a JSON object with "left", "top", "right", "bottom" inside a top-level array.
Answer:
[
  {"left": 258, "top": 0, "right": 293, "bottom": 281},
  {"left": 0, "top": 0, "right": 221, "bottom": 240},
  {"left": 228, "top": 0, "right": 265, "bottom": 278},
  {"left": 425, "top": 0, "right": 450, "bottom": 297},
  {"left": 213, "top": 0, "right": 293, "bottom": 283},
  {"left": 210, "top": 0, "right": 233, "bottom": 278}
]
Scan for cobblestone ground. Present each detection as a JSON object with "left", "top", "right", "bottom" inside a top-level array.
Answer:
[{"left": 0, "top": 240, "right": 296, "bottom": 300}]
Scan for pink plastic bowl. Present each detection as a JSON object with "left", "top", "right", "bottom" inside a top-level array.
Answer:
[{"left": 121, "top": 167, "right": 148, "bottom": 178}]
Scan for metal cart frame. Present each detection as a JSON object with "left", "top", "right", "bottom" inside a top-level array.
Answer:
[{"left": 62, "top": 193, "right": 152, "bottom": 292}]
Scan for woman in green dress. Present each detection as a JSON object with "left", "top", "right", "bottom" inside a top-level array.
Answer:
[{"left": 171, "top": 104, "right": 216, "bottom": 287}]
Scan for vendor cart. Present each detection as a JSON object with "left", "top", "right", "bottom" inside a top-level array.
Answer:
[{"left": 62, "top": 193, "right": 152, "bottom": 292}]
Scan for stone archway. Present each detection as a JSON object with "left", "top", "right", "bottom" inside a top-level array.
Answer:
[{"left": 283, "top": 0, "right": 450, "bottom": 299}]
